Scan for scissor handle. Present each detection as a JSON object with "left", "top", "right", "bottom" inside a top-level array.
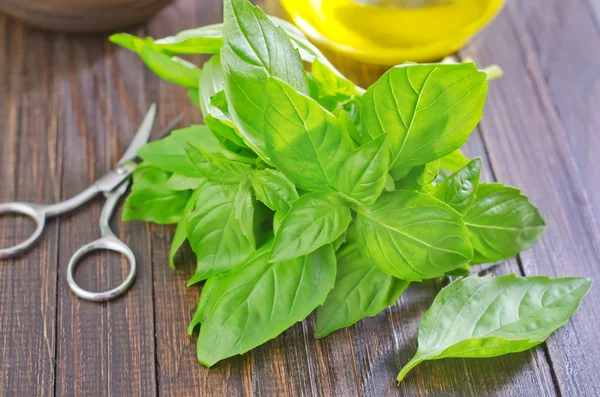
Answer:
[
  {"left": 66, "top": 235, "right": 137, "bottom": 302},
  {"left": 0, "top": 202, "right": 47, "bottom": 259}
]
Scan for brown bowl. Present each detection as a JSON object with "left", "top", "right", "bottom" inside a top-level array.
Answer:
[{"left": 0, "top": 0, "right": 173, "bottom": 32}]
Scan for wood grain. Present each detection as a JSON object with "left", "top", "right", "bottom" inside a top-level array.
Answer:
[{"left": 0, "top": 0, "right": 599, "bottom": 396}]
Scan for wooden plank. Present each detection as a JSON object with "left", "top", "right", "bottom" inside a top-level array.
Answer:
[
  {"left": 53, "top": 31, "right": 157, "bottom": 397},
  {"left": 0, "top": 17, "right": 59, "bottom": 397},
  {"left": 508, "top": 0, "right": 600, "bottom": 224},
  {"left": 461, "top": 8, "right": 600, "bottom": 397}
]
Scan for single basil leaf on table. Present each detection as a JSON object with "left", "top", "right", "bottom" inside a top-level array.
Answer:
[
  {"left": 234, "top": 179, "right": 256, "bottom": 247},
  {"left": 170, "top": 186, "right": 204, "bottom": 268},
  {"left": 354, "top": 190, "right": 473, "bottom": 281},
  {"left": 334, "top": 134, "right": 389, "bottom": 206},
  {"left": 109, "top": 33, "right": 202, "bottom": 88},
  {"left": 430, "top": 158, "right": 482, "bottom": 213},
  {"left": 315, "top": 242, "right": 410, "bottom": 338},
  {"left": 186, "top": 181, "right": 254, "bottom": 285},
  {"left": 186, "top": 143, "right": 252, "bottom": 184},
  {"left": 249, "top": 168, "right": 299, "bottom": 214},
  {"left": 270, "top": 191, "right": 352, "bottom": 262},
  {"left": 264, "top": 78, "right": 355, "bottom": 192},
  {"left": 122, "top": 165, "right": 192, "bottom": 225},
  {"left": 439, "top": 149, "right": 470, "bottom": 172},
  {"left": 195, "top": 241, "right": 336, "bottom": 367},
  {"left": 463, "top": 183, "right": 546, "bottom": 264},
  {"left": 164, "top": 174, "right": 205, "bottom": 191},
  {"left": 398, "top": 274, "right": 592, "bottom": 382},
  {"left": 137, "top": 125, "right": 222, "bottom": 176},
  {"left": 361, "top": 63, "right": 487, "bottom": 176},
  {"left": 152, "top": 23, "right": 223, "bottom": 55},
  {"left": 221, "top": 0, "right": 308, "bottom": 159}
]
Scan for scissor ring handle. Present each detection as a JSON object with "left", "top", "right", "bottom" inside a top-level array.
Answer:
[
  {"left": 66, "top": 235, "right": 137, "bottom": 302},
  {"left": 0, "top": 202, "right": 47, "bottom": 259}
]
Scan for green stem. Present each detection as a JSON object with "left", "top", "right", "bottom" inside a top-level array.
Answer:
[{"left": 397, "top": 356, "right": 424, "bottom": 383}]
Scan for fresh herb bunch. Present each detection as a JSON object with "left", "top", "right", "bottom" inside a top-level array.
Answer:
[{"left": 110, "top": 0, "right": 592, "bottom": 382}]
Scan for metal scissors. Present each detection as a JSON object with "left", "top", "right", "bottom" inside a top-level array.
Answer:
[{"left": 0, "top": 104, "right": 180, "bottom": 302}]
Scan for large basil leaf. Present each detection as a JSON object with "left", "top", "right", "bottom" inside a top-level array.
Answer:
[
  {"left": 315, "top": 243, "right": 409, "bottom": 338},
  {"left": 137, "top": 125, "right": 221, "bottom": 176},
  {"left": 186, "top": 182, "right": 254, "bottom": 284},
  {"left": 398, "top": 274, "right": 592, "bottom": 381},
  {"left": 270, "top": 192, "right": 352, "bottom": 262},
  {"left": 361, "top": 63, "right": 487, "bottom": 176},
  {"left": 195, "top": 242, "right": 336, "bottom": 367},
  {"left": 170, "top": 187, "right": 203, "bottom": 268},
  {"left": 249, "top": 169, "right": 299, "bottom": 214},
  {"left": 221, "top": 0, "right": 308, "bottom": 159},
  {"left": 122, "top": 165, "right": 192, "bottom": 224},
  {"left": 463, "top": 183, "right": 545, "bottom": 264},
  {"left": 152, "top": 24, "right": 223, "bottom": 55},
  {"left": 334, "top": 134, "right": 389, "bottom": 206},
  {"left": 186, "top": 143, "right": 252, "bottom": 184},
  {"left": 430, "top": 158, "right": 481, "bottom": 213},
  {"left": 264, "top": 78, "right": 355, "bottom": 191},
  {"left": 354, "top": 190, "right": 473, "bottom": 281},
  {"left": 109, "top": 34, "right": 202, "bottom": 88},
  {"left": 234, "top": 179, "right": 256, "bottom": 247}
]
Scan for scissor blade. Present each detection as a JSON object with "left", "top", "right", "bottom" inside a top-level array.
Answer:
[{"left": 117, "top": 103, "right": 157, "bottom": 165}]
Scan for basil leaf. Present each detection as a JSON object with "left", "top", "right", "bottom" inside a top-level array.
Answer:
[
  {"left": 354, "top": 190, "right": 473, "bottom": 281},
  {"left": 195, "top": 242, "right": 336, "bottom": 367},
  {"left": 430, "top": 158, "right": 481, "bottom": 213},
  {"left": 439, "top": 149, "right": 470, "bottom": 172},
  {"left": 398, "top": 274, "right": 592, "bottom": 382},
  {"left": 123, "top": 166, "right": 192, "bottom": 224},
  {"left": 234, "top": 179, "right": 256, "bottom": 247},
  {"left": 137, "top": 125, "right": 221, "bottom": 176},
  {"left": 361, "top": 63, "right": 487, "bottom": 175},
  {"left": 315, "top": 242, "right": 409, "bottom": 338},
  {"left": 186, "top": 143, "right": 252, "bottom": 183},
  {"left": 109, "top": 34, "right": 202, "bottom": 88},
  {"left": 270, "top": 192, "right": 352, "bottom": 262},
  {"left": 464, "top": 183, "right": 546, "bottom": 264},
  {"left": 164, "top": 174, "right": 205, "bottom": 191},
  {"left": 222, "top": 0, "right": 308, "bottom": 159},
  {"left": 264, "top": 78, "right": 355, "bottom": 192},
  {"left": 249, "top": 168, "right": 299, "bottom": 214},
  {"left": 394, "top": 160, "right": 439, "bottom": 191},
  {"left": 334, "top": 135, "right": 389, "bottom": 206},
  {"left": 186, "top": 182, "right": 254, "bottom": 284},
  {"left": 336, "top": 108, "right": 366, "bottom": 146},
  {"left": 170, "top": 187, "right": 203, "bottom": 268},
  {"left": 187, "top": 88, "right": 201, "bottom": 109},
  {"left": 152, "top": 23, "right": 223, "bottom": 55},
  {"left": 310, "top": 59, "right": 357, "bottom": 111}
]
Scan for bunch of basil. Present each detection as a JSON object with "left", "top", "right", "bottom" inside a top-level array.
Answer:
[{"left": 111, "top": 0, "right": 591, "bottom": 382}]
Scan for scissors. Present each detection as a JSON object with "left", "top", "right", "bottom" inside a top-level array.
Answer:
[{"left": 0, "top": 104, "right": 180, "bottom": 302}]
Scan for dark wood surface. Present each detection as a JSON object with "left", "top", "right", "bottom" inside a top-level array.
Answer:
[{"left": 1, "top": 0, "right": 599, "bottom": 396}]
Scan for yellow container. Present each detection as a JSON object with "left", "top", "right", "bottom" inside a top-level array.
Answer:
[{"left": 280, "top": 0, "right": 505, "bottom": 65}]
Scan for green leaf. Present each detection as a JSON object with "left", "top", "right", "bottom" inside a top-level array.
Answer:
[
  {"left": 398, "top": 274, "right": 592, "bottom": 382},
  {"left": 264, "top": 78, "right": 355, "bottom": 192},
  {"left": 122, "top": 166, "right": 192, "bottom": 224},
  {"left": 186, "top": 182, "right": 254, "bottom": 284},
  {"left": 430, "top": 158, "right": 482, "bottom": 213},
  {"left": 439, "top": 149, "right": 470, "bottom": 172},
  {"left": 186, "top": 143, "right": 252, "bottom": 184},
  {"left": 137, "top": 125, "right": 222, "bottom": 176},
  {"left": 195, "top": 242, "right": 336, "bottom": 367},
  {"left": 361, "top": 63, "right": 487, "bottom": 175},
  {"left": 354, "top": 190, "right": 473, "bottom": 281},
  {"left": 249, "top": 168, "right": 299, "bottom": 214},
  {"left": 315, "top": 242, "right": 409, "bottom": 338},
  {"left": 310, "top": 59, "right": 357, "bottom": 111},
  {"left": 270, "top": 192, "right": 352, "bottom": 262},
  {"left": 234, "top": 179, "right": 256, "bottom": 247},
  {"left": 109, "top": 34, "right": 202, "bottom": 88},
  {"left": 187, "top": 88, "right": 201, "bottom": 109},
  {"left": 334, "top": 135, "right": 389, "bottom": 206},
  {"left": 152, "top": 23, "right": 223, "bottom": 54},
  {"left": 394, "top": 160, "right": 439, "bottom": 191},
  {"left": 164, "top": 174, "right": 205, "bottom": 191},
  {"left": 221, "top": 0, "right": 308, "bottom": 159},
  {"left": 463, "top": 183, "right": 546, "bottom": 264},
  {"left": 170, "top": 187, "right": 203, "bottom": 268}
]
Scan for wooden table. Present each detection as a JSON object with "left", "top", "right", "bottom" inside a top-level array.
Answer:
[{"left": 1, "top": 0, "right": 599, "bottom": 396}]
